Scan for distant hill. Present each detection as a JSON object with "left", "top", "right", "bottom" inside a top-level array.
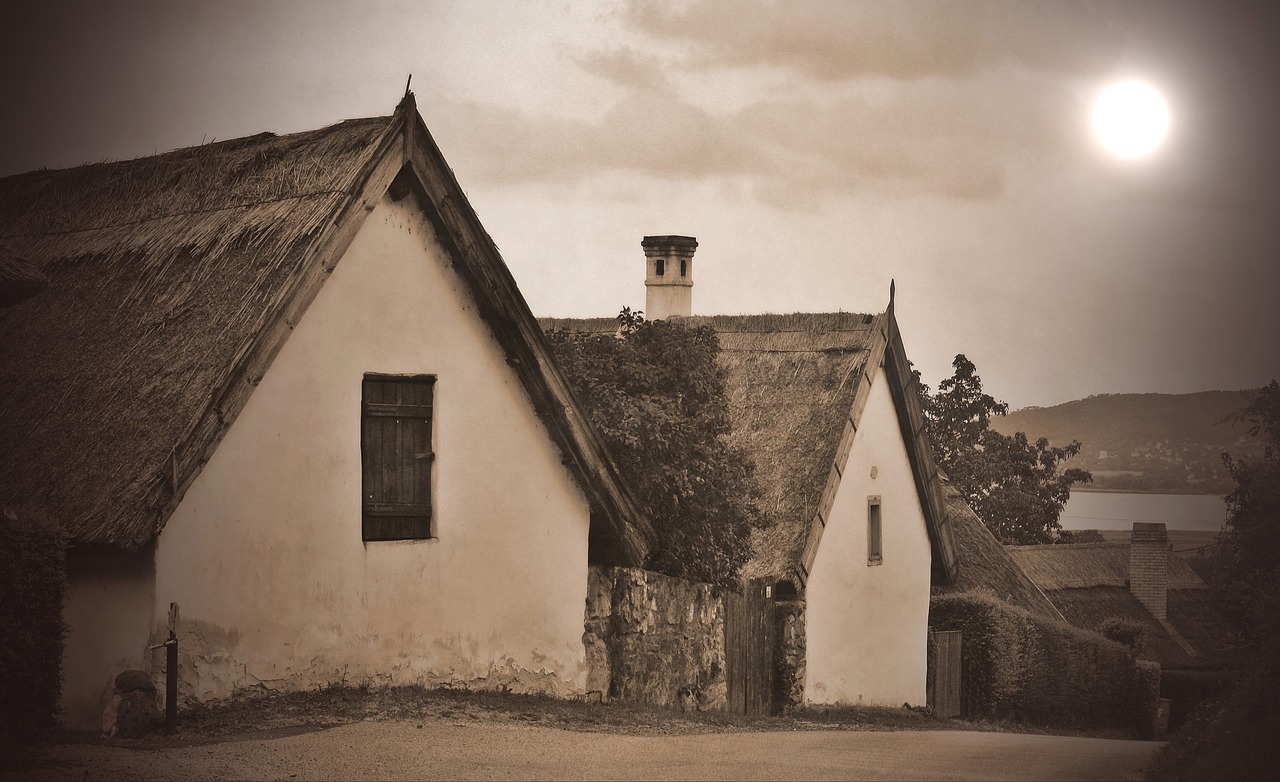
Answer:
[{"left": 993, "top": 390, "right": 1265, "bottom": 495}]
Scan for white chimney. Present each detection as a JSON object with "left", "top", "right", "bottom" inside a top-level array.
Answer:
[
  {"left": 642, "top": 235, "right": 697, "bottom": 320},
  {"left": 1129, "top": 522, "right": 1169, "bottom": 620}
]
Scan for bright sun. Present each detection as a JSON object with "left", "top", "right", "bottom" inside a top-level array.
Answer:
[{"left": 1091, "top": 80, "right": 1171, "bottom": 158}]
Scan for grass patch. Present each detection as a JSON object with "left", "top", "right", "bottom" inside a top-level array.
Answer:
[
  {"left": 129, "top": 684, "right": 973, "bottom": 745},
  {"left": 65, "top": 683, "right": 1136, "bottom": 750}
]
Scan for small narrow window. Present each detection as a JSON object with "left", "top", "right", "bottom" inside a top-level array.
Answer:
[
  {"left": 655, "top": 258, "right": 665, "bottom": 276},
  {"left": 867, "top": 496, "right": 882, "bottom": 564},
  {"left": 680, "top": 259, "right": 687, "bottom": 277},
  {"left": 361, "top": 374, "right": 435, "bottom": 541}
]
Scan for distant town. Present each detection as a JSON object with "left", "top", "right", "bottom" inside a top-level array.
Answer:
[{"left": 995, "top": 390, "right": 1265, "bottom": 495}]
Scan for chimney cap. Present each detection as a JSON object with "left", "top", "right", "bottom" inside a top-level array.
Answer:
[
  {"left": 1130, "top": 522, "right": 1168, "bottom": 542},
  {"left": 642, "top": 235, "right": 698, "bottom": 252}
]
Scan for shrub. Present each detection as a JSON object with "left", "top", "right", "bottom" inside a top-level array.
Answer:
[
  {"left": 930, "top": 590, "right": 1158, "bottom": 736},
  {"left": 546, "top": 312, "right": 762, "bottom": 587},
  {"left": 1159, "top": 669, "right": 1232, "bottom": 732},
  {"left": 1100, "top": 616, "right": 1148, "bottom": 653},
  {"left": 0, "top": 508, "right": 68, "bottom": 763}
]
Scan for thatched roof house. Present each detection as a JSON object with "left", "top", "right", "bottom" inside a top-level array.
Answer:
[
  {"left": 542, "top": 308, "right": 959, "bottom": 588},
  {"left": 0, "top": 95, "right": 650, "bottom": 563},
  {"left": 1007, "top": 525, "right": 1232, "bottom": 668},
  {"left": 3, "top": 95, "right": 667, "bottom": 728},
  {"left": 930, "top": 475, "right": 1063, "bottom": 620},
  {"left": 545, "top": 287, "right": 960, "bottom": 707}
]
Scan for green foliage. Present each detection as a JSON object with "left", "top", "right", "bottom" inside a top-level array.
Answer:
[
  {"left": 930, "top": 590, "right": 1159, "bottom": 737},
  {"left": 1057, "top": 528, "right": 1106, "bottom": 544},
  {"left": 1, "top": 508, "right": 68, "bottom": 762},
  {"left": 546, "top": 310, "right": 762, "bottom": 587},
  {"left": 1149, "top": 380, "right": 1280, "bottom": 780},
  {"left": 1158, "top": 669, "right": 1233, "bottom": 733},
  {"left": 1099, "top": 616, "right": 1148, "bottom": 653},
  {"left": 1216, "top": 380, "right": 1280, "bottom": 641},
  {"left": 918, "top": 355, "right": 1092, "bottom": 544}
]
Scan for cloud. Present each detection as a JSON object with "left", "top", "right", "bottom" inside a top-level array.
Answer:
[
  {"left": 573, "top": 46, "right": 671, "bottom": 91},
  {"left": 428, "top": 64, "right": 1083, "bottom": 209},
  {"left": 622, "top": 0, "right": 1128, "bottom": 81},
  {"left": 424, "top": 90, "right": 761, "bottom": 187}
]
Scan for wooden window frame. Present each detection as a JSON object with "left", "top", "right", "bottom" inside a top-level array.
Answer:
[
  {"left": 360, "top": 373, "right": 436, "bottom": 542},
  {"left": 867, "top": 495, "right": 883, "bottom": 565}
]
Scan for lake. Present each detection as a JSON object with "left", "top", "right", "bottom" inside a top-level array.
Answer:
[{"left": 1060, "top": 491, "right": 1228, "bottom": 532}]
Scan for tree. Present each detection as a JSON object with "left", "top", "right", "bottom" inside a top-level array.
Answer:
[
  {"left": 918, "top": 355, "right": 1092, "bottom": 545},
  {"left": 1216, "top": 380, "right": 1280, "bottom": 649},
  {"left": 546, "top": 310, "right": 762, "bottom": 587},
  {"left": 1148, "top": 382, "right": 1280, "bottom": 780}
]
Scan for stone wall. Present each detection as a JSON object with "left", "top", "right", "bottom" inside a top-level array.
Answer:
[
  {"left": 772, "top": 599, "right": 807, "bottom": 712},
  {"left": 584, "top": 565, "right": 728, "bottom": 711}
]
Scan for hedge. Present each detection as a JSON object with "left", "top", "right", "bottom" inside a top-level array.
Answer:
[
  {"left": 1159, "top": 669, "right": 1233, "bottom": 732},
  {"left": 1, "top": 508, "right": 68, "bottom": 761},
  {"left": 930, "top": 591, "right": 1160, "bottom": 737}
]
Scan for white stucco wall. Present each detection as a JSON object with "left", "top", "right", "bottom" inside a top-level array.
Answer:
[
  {"left": 803, "top": 368, "right": 933, "bottom": 706},
  {"left": 60, "top": 548, "right": 157, "bottom": 729},
  {"left": 148, "top": 193, "right": 593, "bottom": 705}
]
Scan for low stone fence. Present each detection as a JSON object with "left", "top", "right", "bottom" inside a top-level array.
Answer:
[{"left": 583, "top": 565, "right": 729, "bottom": 710}]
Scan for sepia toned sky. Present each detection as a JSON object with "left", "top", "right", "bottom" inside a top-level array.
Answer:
[{"left": 3, "top": 0, "right": 1278, "bottom": 409}]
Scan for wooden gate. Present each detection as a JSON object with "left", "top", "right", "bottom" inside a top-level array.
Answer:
[
  {"left": 931, "top": 630, "right": 962, "bottom": 718},
  {"left": 725, "top": 579, "right": 774, "bottom": 716}
]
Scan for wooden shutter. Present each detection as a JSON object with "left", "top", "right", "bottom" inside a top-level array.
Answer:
[{"left": 361, "top": 374, "right": 434, "bottom": 541}]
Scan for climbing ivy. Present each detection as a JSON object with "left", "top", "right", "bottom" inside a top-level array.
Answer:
[{"left": 547, "top": 309, "right": 761, "bottom": 587}]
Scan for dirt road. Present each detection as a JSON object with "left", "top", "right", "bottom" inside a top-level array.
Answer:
[{"left": 26, "top": 720, "right": 1160, "bottom": 781}]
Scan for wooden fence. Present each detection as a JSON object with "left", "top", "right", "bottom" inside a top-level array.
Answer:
[
  {"left": 931, "top": 629, "right": 962, "bottom": 718},
  {"left": 725, "top": 579, "right": 774, "bottom": 716}
]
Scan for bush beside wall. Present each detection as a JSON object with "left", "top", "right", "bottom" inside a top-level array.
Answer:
[
  {"left": 930, "top": 591, "right": 1159, "bottom": 737},
  {"left": 1, "top": 509, "right": 68, "bottom": 761}
]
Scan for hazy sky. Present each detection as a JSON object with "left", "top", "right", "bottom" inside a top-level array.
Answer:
[{"left": 3, "top": 0, "right": 1278, "bottom": 409}]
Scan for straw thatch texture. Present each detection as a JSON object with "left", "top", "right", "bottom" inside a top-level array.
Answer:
[
  {"left": 931, "top": 476, "right": 1062, "bottom": 619},
  {"left": 1047, "top": 586, "right": 1227, "bottom": 668},
  {"left": 1007, "top": 542, "right": 1208, "bottom": 591},
  {"left": 0, "top": 116, "right": 395, "bottom": 547},
  {"left": 542, "top": 312, "right": 879, "bottom": 582},
  {"left": 1005, "top": 541, "right": 1232, "bottom": 667},
  {"left": 0, "top": 245, "right": 48, "bottom": 306}
]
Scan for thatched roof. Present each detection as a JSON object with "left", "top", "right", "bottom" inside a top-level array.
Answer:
[
  {"left": 1006, "top": 542, "right": 1208, "bottom": 590},
  {"left": 1005, "top": 541, "right": 1233, "bottom": 668},
  {"left": 1045, "top": 586, "right": 1232, "bottom": 669},
  {"left": 541, "top": 309, "right": 959, "bottom": 586},
  {"left": 0, "top": 96, "right": 652, "bottom": 563},
  {"left": 0, "top": 245, "right": 48, "bottom": 306},
  {"left": 931, "top": 475, "right": 1062, "bottom": 620}
]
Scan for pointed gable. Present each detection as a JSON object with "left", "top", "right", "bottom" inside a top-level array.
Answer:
[
  {"left": 541, "top": 307, "right": 959, "bottom": 585},
  {"left": 0, "top": 98, "right": 650, "bottom": 563}
]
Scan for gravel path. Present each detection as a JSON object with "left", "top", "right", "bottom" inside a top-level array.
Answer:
[{"left": 25, "top": 719, "right": 1161, "bottom": 781}]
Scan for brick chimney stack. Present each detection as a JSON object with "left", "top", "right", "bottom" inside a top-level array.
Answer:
[
  {"left": 1129, "top": 522, "right": 1169, "bottom": 620},
  {"left": 642, "top": 235, "right": 697, "bottom": 320}
]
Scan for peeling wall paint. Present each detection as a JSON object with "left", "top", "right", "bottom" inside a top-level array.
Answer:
[{"left": 804, "top": 369, "right": 933, "bottom": 706}]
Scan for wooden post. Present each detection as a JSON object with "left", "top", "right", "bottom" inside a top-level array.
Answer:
[{"left": 165, "top": 602, "right": 179, "bottom": 733}]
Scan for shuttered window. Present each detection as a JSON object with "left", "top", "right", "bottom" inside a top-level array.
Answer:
[
  {"left": 867, "top": 496, "right": 882, "bottom": 565},
  {"left": 361, "top": 374, "right": 434, "bottom": 541}
]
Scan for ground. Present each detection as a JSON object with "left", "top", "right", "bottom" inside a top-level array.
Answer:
[{"left": 16, "top": 686, "right": 1160, "bottom": 781}]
